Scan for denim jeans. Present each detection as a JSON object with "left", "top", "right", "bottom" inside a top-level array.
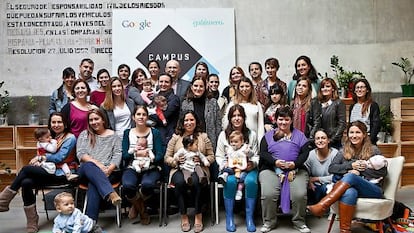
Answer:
[
  {"left": 340, "top": 173, "right": 383, "bottom": 205},
  {"left": 307, "top": 183, "right": 328, "bottom": 205},
  {"left": 78, "top": 162, "right": 121, "bottom": 220},
  {"left": 223, "top": 168, "right": 258, "bottom": 199}
]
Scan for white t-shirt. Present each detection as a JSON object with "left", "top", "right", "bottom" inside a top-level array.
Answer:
[{"left": 114, "top": 103, "right": 132, "bottom": 138}]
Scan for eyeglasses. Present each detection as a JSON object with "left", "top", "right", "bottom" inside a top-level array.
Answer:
[
  {"left": 355, "top": 86, "right": 366, "bottom": 90},
  {"left": 209, "top": 81, "right": 219, "bottom": 83}
]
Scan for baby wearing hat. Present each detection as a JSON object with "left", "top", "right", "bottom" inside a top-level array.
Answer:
[{"left": 364, "top": 155, "right": 388, "bottom": 184}]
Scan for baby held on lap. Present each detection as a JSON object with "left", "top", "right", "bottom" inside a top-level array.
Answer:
[{"left": 327, "top": 155, "right": 387, "bottom": 194}]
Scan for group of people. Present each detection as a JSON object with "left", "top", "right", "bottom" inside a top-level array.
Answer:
[{"left": 0, "top": 55, "right": 386, "bottom": 233}]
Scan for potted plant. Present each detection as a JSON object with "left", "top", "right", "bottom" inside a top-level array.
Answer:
[
  {"left": 330, "top": 55, "right": 365, "bottom": 98},
  {"left": 28, "top": 95, "right": 40, "bottom": 125},
  {"left": 0, "top": 81, "right": 10, "bottom": 126},
  {"left": 392, "top": 57, "right": 414, "bottom": 97},
  {"left": 378, "top": 106, "right": 393, "bottom": 143}
]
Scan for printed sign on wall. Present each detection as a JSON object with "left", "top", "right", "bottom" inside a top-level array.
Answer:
[{"left": 112, "top": 8, "right": 235, "bottom": 87}]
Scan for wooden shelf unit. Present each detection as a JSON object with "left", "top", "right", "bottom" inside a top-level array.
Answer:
[
  {"left": 391, "top": 97, "right": 414, "bottom": 186},
  {"left": 0, "top": 125, "right": 46, "bottom": 189},
  {"left": 0, "top": 126, "right": 16, "bottom": 190},
  {"left": 16, "top": 125, "right": 42, "bottom": 149},
  {"left": 15, "top": 125, "right": 47, "bottom": 172},
  {"left": 0, "top": 126, "right": 15, "bottom": 149}
]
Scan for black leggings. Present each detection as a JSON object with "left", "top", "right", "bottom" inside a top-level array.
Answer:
[
  {"left": 170, "top": 170, "right": 203, "bottom": 215},
  {"left": 10, "top": 165, "right": 67, "bottom": 206}
]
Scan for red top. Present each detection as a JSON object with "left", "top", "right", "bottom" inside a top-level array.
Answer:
[
  {"left": 90, "top": 90, "right": 106, "bottom": 107},
  {"left": 69, "top": 103, "right": 89, "bottom": 138}
]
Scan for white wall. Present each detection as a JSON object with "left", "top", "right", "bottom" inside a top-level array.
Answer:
[{"left": 1, "top": 0, "right": 414, "bottom": 96}]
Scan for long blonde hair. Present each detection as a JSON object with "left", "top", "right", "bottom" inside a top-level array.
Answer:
[{"left": 342, "top": 121, "right": 373, "bottom": 160}]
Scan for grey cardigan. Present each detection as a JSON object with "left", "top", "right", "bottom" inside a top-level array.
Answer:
[
  {"left": 181, "top": 97, "right": 222, "bottom": 150},
  {"left": 101, "top": 98, "right": 136, "bottom": 132}
]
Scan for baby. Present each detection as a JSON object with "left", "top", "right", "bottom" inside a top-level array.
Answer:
[
  {"left": 148, "top": 95, "right": 168, "bottom": 126},
  {"left": 217, "top": 131, "right": 253, "bottom": 200},
  {"left": 53, "top": 192, "right": 103, "bottom": 233},
  {"left": 128, "top": 137, "right": 155, "bottom": 173},
  {"left": 173, "top": 135, "right": 209, "bottom": 185},
  {"left": 140, "top": 79, "right": 155, "bottom": 105},
  {"left": 34, "top": 128, "right": 57, "bottom": 174},
  {"left": 328, "top": 155, "right": 388, "bottom": 194},
  {"left": 34, "top": 128, "right": 78, "bottom": 180},
  {"left": 366, "top": 155, "right": 388, "bottom": 170},
  {"left": 363, "top": 155, "right": 388, "bottom": 183}
]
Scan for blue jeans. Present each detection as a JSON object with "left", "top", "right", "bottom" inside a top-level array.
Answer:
[
  {"left": 78, "top": 162, "right": 121, "bottom": 220},
  {"left": 223, "top": 169, "right": 258, "bottom": 199},
  {"left": 340, "top": 173, "right": 383, "bottom": 205},
  {"left": 307, "top": 183, "right": 328, "bottom": 205},
  {"left": 122, "top": 167, "right": 161, "bottom": 199}
]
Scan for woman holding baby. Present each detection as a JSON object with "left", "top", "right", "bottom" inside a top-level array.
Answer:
[
  {"left": 215, "top": 104, "right": 259, "bottom": 232},
  {"left": 164, "top": 110, "right": 215, "bottom": 233},
  {"left": 0, "top": 112, "right": 76, "bottom": 233},
  {"left": 307, "top": 120, "right": 387, "bottom": 233},
  {"left": 121, "top": 105, "right": 164, "bottom": 225},
  {"left": 259, "top": 106, "right": 311, "bottom": 233}
]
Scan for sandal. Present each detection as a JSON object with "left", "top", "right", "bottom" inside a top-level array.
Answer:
[
  {"left": 194, "top": 223, "right": 203, "bottom": 233},
  {"left": 181, "top": 222, "right": 191, "bottom": 232}
]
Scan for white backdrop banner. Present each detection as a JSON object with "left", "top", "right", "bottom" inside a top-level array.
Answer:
[{"left": 112, "top": 8, "right": 235, "bottom": 86}]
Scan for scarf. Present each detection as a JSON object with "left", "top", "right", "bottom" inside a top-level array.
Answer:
[
  {"left": 265, "top": 130, "right": 300, "bottom": 213},
  {"left": 55, "top": 133, "right": 77, "bottom": 170}
]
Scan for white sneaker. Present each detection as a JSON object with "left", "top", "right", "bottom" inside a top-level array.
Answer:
[
  {"left": 260, "top": 223, "right": 275, "bottom": 233},
  {"left": 294, "top": 224, "right": 311, "bottom": 233},
  {"left": 235, "top": 190, "right": 243, "bottom": 201}
]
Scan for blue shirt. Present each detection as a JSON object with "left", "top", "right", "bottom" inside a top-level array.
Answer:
[
  {"left": 53, "top": 208, "right": 94, "bottom": 233},
  {"left": 49, "top": 88, "right": 71, "bottom": 114}
]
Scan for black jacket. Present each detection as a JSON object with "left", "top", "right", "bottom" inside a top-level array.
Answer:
[{"left": 314, "top": 98, "right": 347, "bottom": 145}]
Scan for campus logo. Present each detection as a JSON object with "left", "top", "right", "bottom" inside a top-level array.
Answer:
[{"left": 136, "top": 25, "right": 218, "bottom": 80}]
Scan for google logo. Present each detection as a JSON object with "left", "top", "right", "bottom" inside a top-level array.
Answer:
[{"left": 121, "top": 20, "right": 151, "bottom": 30}]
